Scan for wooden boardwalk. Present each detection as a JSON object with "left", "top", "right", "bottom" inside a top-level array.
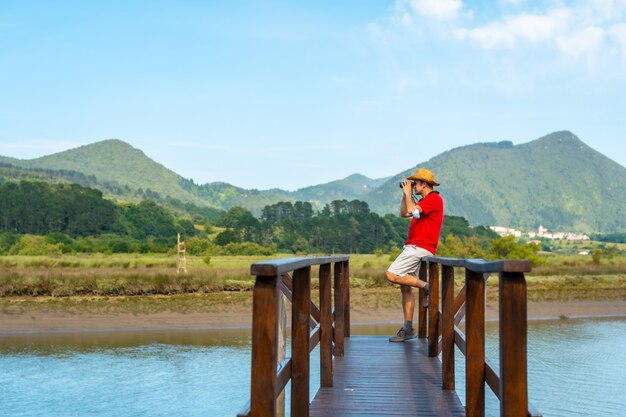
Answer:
[
  {"left": 310, "top": 336, "right": 465, "bottom": 417},
  {"left": 240, "top": 257, "right": 539, "bottom": 417}
]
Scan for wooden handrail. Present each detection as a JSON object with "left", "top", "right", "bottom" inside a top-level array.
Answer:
[
  {"left": 250, "top": 256, "right": 350, "bottom": 276},
  {"left": 425, "top": 256, "right": 542, "bottom": 417},
  {"left": 238, "top": 256, "right": 350, "bottom": 417}
]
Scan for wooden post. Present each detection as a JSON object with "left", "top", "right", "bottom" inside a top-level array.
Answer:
[
  {"left": 418, "top": 260, "right": 428, "bottom": 338},
  {"left": 276, "top": 293, "right": 287, "bottom": 417},
  {"left": 428, "top": 262, "right": 440, "bottom": 357},
  {"left": 441, "top": 265, "right": 455, "bottom": 390},
  {"left": 466, "top": 269, "right": 485, "bottom": 417},
  {"left": 319, "top": 264, "right": 333, "bottom": 387},
  {"left": 334, "top": 262, "right": 345, "bottom": 356},
  {"left": 250, "top": 275, "right": 279, "bottom": 417},
  {"left": 343, "top": 260, "right": 350, "bottom": 337},
  {"left": 176, "top": 233, "right": 187, "bottom": 274},
  {"left": 291, "top": 267, "right": 311, "bottom": 417},
  {"left": 499, "top": 272, "right": 528, "bottom": 417}
]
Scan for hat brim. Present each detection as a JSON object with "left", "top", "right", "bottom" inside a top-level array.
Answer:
[{"left": 408, "top": 176, "right": 440, "bottom": 186}]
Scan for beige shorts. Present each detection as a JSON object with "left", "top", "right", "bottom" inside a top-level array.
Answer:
[{"left": 387, "top": 245, "right": 434, "bottom": 277}]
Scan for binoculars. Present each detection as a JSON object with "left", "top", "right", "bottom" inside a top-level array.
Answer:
[{"left": 399, "top": 180, "right": 416, "bottom": 188}]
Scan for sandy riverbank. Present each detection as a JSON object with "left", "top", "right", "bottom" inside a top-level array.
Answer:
[{"left": 1, "top": 299, "right": 625, "bottom": 334}]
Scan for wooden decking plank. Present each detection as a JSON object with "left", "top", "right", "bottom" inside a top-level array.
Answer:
[{"left": 310, "top": 336, "right": 465, "bottom": 417}]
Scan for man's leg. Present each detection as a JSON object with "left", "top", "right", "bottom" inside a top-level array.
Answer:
[
  {"left": 387, "top": 246, "right": 431, "bottom": 342},
  {"left": 386, "top": 271, "right": 428, "bottom": 289},
  {"left": 401, "top": 284, "right": 414, "bottom": 327},
  {"left": 389, "top": 285, "right": 417, "bottom": 342}
]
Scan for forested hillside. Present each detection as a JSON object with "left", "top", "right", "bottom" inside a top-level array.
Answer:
[
  {"left": 0, "top": 141, "right": 376, "bottom": 213},
  {"left": 0, "top": 180, "right": 497, "bottom": 256},
  {"left": 2, "top": 131, "right": 624, "bottom": 232},
  {"left": 366, "top": 131, "right": 626, "bottom": 233}
]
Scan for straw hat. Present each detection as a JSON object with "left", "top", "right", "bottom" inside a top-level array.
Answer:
[{"left": 407, "top": 168, "right": 440, "bottom": 186}]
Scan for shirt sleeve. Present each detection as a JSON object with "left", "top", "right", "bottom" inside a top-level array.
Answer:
[{"left": 417, "top": 194, "right": 441, "bottom": 215}]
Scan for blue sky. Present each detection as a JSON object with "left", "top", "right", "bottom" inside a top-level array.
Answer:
[{"left": 1, "top": 0, "right": 625, "bottom": 190}]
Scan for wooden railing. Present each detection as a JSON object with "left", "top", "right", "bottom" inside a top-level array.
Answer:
[
  {"left": 237, "top": 256, "right": 350, "bottom": 417},
  {"left": 423, "top": 257, "right": 542, "bottom": 417}
]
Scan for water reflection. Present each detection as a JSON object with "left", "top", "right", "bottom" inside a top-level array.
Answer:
[
  {"left": 0, "top": 328, "right": 251, "bottom": 355},
  {"left": 1, "top": 318, "right": 625, "bottom": 417}
]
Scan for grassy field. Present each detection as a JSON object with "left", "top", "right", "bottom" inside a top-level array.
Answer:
[{"left": 1, "top": 253, "right": 625, "bottom": 313}]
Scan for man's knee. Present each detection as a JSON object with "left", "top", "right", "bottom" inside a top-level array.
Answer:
[
  {"left": 400, "top": 285, "right": 412, "bottom": 294},
  {"left": 386, "top": 270, "right": 396, "bottom": 283}
]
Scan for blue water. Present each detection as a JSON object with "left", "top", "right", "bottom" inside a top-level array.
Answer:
[{"left": 1, "top": 319, "right": 625, "bottom": 417}]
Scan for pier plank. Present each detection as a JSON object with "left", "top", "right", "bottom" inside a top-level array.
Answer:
[{"left": 310, "top": 336, "right": 465, "bottom": 417}]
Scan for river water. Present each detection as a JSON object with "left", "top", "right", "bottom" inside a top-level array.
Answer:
[{"left": 1, "top": 318, "right": 625, "bottom": 417}]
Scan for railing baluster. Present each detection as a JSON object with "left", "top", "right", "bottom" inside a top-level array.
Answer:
[
  {"left": 466, "top": 269, "right": 485, "bottom": 417},
  {"left": 343, "top": 260, "right": 351, "bottom": 337},
  {"left": 291, "top": 267, "right": 311, "bottom": 417},
  {"left": 428, "top": 262, "right": 440, "bottom": 357},
  {"left": 441, "top": 264, "right": 455, "bottom": 390},
  {"left": 418, "top": 260, "right": 428, "bottom": 338},
  {"left": 319, "top": 263, "right": 333, "bottom": 387},
  {"left": 333, "top": 262, "right": 345, "bottom": 356},
  {"left": 250, "top": 275, "right": 279, "bottom": 417},
  {"left": 499, "top": 271, "right": 528, "bottom": 417}
]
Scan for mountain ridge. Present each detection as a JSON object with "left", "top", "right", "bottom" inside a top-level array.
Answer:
[{"left": 1, "top": 131, "right": 624, "bottom": 232}]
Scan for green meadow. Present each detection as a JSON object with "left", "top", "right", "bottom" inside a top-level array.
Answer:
[{"left": 1, "top": 252, "right": 624, "bottom": 315}]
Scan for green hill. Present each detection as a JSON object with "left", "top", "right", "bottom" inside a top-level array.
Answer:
[
  {"left": 365, "top": 131, "right": 626, "bottom": 233},
  {"left": 11, "top": 140, "right": 203, "bottom": 204},
  {"left": 291, "top": 173, "right": 389, "bottom": 207},
  {"left": 1, "top": 131, "right": 624, "bottom": 232},
  {"left": 0, "top": 140, "right": 375, "bottom": 213}
]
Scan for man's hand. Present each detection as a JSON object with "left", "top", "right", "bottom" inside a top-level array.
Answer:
[{"left": 402, "top": 180, "right": 413, "bottom": 195}]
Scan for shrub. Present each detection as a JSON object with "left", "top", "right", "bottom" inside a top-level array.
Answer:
[
  {"left": 187, "top": 237, "right": 213, "bottom": 255},
  {"left": 438, "top": 235, "right": 486, "bottom": 259},
  {"left": 9, "top": 235, "right": 63, "bottom": 256},
  {"left": 0, "top": 232, "right": 19, "bottom": 255},
  {"left": 219, "top": 242, "right": 277, "bottom": 256},
  {"left": 487, "top": 236, "right": 543, "bottom": 265},
  {"left": 591, "top": 249, "right": 602, "bottom": 265},
  {"left": 388, "top": 247, "right": 402, "bottom": 261}
]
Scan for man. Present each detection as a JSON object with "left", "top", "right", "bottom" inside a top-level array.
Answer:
[{"left": 386, "top": 168, "right": 444, "bottom": 342}]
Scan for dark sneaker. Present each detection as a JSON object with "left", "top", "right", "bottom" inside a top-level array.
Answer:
[
  {"left": 422, "top": 283, "right": 430, "bottom": 308},
  {"left": 389, "top": 327, "right": 417, "bottom": 342}
]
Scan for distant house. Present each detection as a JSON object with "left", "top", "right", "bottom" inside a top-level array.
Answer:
[
  {"left": 489, "top": 225, "right": 590, "bottom": 241},
  {"left": 489, "top": 226, "right": 522, "bottom": 237}
]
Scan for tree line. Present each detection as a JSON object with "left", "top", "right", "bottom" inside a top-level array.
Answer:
[
  {"left": 195, "top": 199, "right": 498, "bottom": 256},
  {"left": 0, "top": 180, "right": 503, "bottom": 257}
]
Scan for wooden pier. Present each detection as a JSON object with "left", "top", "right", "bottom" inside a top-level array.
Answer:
[
  {"left": 310, "top": 336, "right": 464, "bottom": 417},
  {"left": 237, "top": 256, "right": 542, "bottom": 417}
]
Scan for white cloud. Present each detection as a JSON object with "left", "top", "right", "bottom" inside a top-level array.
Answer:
[
  {"left": 454, "top": 23, "right": 516, "bottom": 48},
  {"left": 557, "top": 26, "right": 605, "bottom": 59},
  {"left": 609, "top": 23, "right": 626, "bottom": 66},
  {"left": 454, "top": 9, "right": 571, "bottom": 48},
  {"left": 401, "top": 12, "right": 413, "bottom": 27},
  {"left": 409, "top": 0, "right": 463, "bottom": 21},
  {"left": 588, "top": 0, "right": 626, "bottom": 20},
  {"left": 384, "top": 0, "right": 626, "bottom": 74}
]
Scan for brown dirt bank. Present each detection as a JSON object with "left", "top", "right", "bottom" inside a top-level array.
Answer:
[{"left": 1, "top": 289, "right": 625, "bottom": 334}]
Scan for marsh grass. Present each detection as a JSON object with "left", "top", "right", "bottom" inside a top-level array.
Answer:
[
  {"left": 0, "top": 253, "right": 624, "bottom": 302},
  {"left": 0, "top": 292, "right": 254, "bottom": 315}
]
